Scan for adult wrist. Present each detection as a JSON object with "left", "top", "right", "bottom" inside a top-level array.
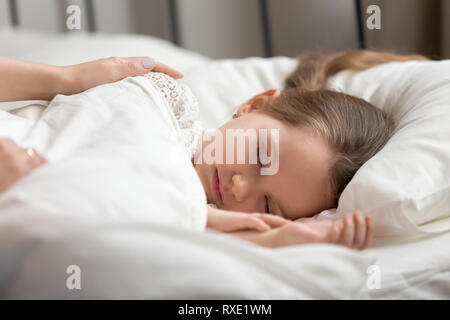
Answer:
[{"left": 54, "top": 65, "right": 79, "bottom": 96}]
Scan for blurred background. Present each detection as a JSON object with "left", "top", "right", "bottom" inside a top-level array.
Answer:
[{"left": 0, "top": 0, "right": 449, "bottom": 59}]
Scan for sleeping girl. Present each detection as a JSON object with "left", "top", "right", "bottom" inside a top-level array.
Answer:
[
  {"left": 0, "top": 50, "right": 428, "bottom": 249},
  {"left": 192, "top": 50, "right": 427, "bottom": 248}
]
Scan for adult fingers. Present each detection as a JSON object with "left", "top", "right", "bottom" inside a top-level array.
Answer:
[
  {"left": 25, "top": 148, "right": 47, "bottom": 169},
  {"left": 0, "top": 137, "right": 17, "bottom": 152},
  {"left": 3, "top": 147, "right": 38, "bottom": 182},
  {"left": 124, "top": 57, "right": 183, "bottom": 79},
  {"left": 152, "top": 61, "right": 184, "bottom": 79},
  {"left": 122, "top": 57, "right": 155, "bottom": 77}
]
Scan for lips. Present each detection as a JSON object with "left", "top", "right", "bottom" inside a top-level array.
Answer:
[{"left": 212, "top": 168, "right": 223, "bottom": 205}]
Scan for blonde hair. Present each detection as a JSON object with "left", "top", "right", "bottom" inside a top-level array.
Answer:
[
  {"left": 285, "top": 50, "right": 428, "bottom": 91},
  {"left": 261, "top": 50, "right": 428, "bottom": 209}
]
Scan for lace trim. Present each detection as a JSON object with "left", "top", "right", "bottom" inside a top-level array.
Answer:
[{"left": 144, "top": 72, "right": 203, "bottom": 159}]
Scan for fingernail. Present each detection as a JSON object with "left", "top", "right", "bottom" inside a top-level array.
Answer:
[{"left": 142, "top": 58, "right": 156, "bottom": 69}]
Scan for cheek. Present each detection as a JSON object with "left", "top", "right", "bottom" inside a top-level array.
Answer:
[
  {"left": 194, "top": 162, "right": 215, "bottom": 192},
  {"left": 217, "top": 163, "right": 236, "bottom": 183}
]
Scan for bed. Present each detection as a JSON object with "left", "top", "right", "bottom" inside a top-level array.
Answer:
[{"left": 0, "top": 28, "right": 449, "bottom": 299}]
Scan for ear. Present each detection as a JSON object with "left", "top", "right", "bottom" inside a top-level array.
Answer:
[{"left": 235, "top": 89, "right": 281, "bottom": 117}]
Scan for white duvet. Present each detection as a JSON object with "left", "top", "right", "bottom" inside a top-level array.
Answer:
[{"left": 0, "top": 74, "right": 207, "bottom": 231}]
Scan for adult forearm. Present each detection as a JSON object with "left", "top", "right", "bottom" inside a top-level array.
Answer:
[
  {"left": 0, "top": 57, "right": 71, "bottom": 102},
  {"left": 0, "top": 56, "right": 183, "bottom": 103}
]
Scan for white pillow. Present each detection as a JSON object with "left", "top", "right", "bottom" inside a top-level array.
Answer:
[
  {"left": 324, "top": 60, "right": 450, "bottom": 236},
  {"left": 183, "top": 58, "right": 450, "bottom": 237},
  {"left": 181, "top": 57, "right": 297, "bottom": 128}
]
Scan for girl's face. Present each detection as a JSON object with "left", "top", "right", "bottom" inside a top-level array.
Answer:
[{"left": 193, "top": 90, "right": 333, "bottom": 220}]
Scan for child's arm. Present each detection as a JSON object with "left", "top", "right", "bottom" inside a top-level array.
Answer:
[
  {"left": 207, "top": 206, "right": 289, "bottom": 232},
  {"left": 229, "top": 211, "right": 374, "bottom": 249}
]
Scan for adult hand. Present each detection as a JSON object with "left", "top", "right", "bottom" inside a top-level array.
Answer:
[
  {"left": 64, "top": 56, "right": 183, "bottom": 95},
  {"left": 0, "top": 138, "right": 47, "bottom": 193}
]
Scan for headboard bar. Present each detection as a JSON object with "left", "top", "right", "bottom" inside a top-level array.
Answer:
[
  {"left": 8, "top": 0, "right": 19, "bottom": 27},
  {"left": 168, "top": 0, "right": 180, "bottom": 46},
  {"left": 259, "top": 0, "right": 273, "bottom": 57},
  {"left": 355, "top": 0, "right": 366, "bottom": 49},
  {"left": 84, "top": 0, "right": 96, "bottom": 33}
]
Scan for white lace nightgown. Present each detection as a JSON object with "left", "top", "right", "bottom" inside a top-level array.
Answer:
[
  {"left": 144, "top": 72, "right": 203, "bottom": 160},
  {"left": 144, "top": 72, "right": 218, "bottom": 210}
]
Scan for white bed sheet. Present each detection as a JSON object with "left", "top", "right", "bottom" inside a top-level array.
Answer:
[
  {"left": 1, "top": 28, "right": 449, "bottom": 299},
  {"left": 0, "top": 216, "right": 375, "bottom": 299},
  {"left": 358, "top": 231, "right": 450, "bottom": 299}
]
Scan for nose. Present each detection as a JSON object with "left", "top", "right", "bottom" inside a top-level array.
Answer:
[{"left": 231, "top": 174, "right": 249, "bottom": 203}]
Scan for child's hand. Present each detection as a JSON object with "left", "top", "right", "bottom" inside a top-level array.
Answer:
[
  {"left": 269, "top": 211, "right": 374, "bottom": 249},
  {"left": 207, "top": 206, "right": 289, "bottom": 233}
]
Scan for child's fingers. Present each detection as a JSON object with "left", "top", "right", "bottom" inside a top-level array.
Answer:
[
  {"left": 328, "top": 221, "right": 343, "bottom": 243},
  {"left": 236, "top": 215, "right": 271, "bottom": 232},
  {"left": 353, "top": 211, "right": 367, "bottom": 249},
  {"left": 250, "top": 213, "right": 290, "bottom": 228},
  {"left": 338, "top": 213, "right": 355, "bottom": 247},
  {"left": 362, "top": 216, "right": 375, "bottom": 249}
]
